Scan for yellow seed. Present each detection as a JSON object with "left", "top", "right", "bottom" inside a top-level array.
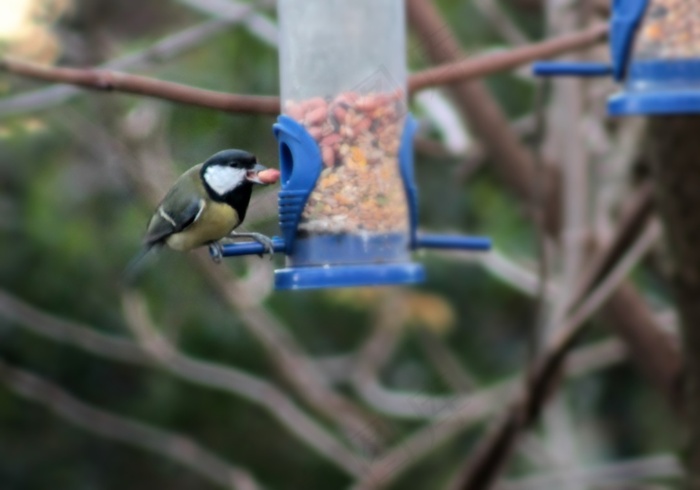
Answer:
[{"left": 350, "top": 147, "right": 367, "bottom": 167}]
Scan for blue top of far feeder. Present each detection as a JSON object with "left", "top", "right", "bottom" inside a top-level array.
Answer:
[{"left": 535, "top": 0, "right": 700, "bottom": 116}]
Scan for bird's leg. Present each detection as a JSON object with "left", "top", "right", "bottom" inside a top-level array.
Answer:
[
  {"left": 227, "top": 231, "right": 275, "bottom": 259},
  {"left": 208, "top": 241, "right": 224, "bottom": 263}
]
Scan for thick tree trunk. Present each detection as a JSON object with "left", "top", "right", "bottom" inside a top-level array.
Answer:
[{"left": 648, "top": 116, "right": 700, "bottom": 488}]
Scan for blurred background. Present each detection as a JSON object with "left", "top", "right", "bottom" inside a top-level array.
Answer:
[{"left": 0, "top": 0, "right": 682, "bottom": 489}]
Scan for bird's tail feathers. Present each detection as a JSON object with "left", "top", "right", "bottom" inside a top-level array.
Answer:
[{"left": 122, "top": 243, "right": 160, "bottom": 286}]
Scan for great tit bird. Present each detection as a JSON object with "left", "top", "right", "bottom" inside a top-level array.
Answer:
[{"left": 127, "top": 149, "right": 276, "bottom": 279}]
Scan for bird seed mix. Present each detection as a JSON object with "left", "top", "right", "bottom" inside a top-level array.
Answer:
[{"left": 284, "top": 91, "right": 409, "bottom": 235}]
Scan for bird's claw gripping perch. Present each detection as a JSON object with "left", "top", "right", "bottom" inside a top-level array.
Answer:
[
  {"left": 208, "top": 242, "right": 224, "bottom": 263},
  {"left": 227, "top": 231, "right": 275, "bottom": 259}
]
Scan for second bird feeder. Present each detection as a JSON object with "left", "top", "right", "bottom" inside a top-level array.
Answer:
[{"left": 535, "top": 0, "right": 700, "bottom": 115}]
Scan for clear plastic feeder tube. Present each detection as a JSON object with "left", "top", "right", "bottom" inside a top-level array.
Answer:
[{"left": 278, "top": 0, "right": 410, "bottom": 265}]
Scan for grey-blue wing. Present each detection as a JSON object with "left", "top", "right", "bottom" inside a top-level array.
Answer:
[{"left": 143, "top": 198, "right": 203, "bottom": 246}]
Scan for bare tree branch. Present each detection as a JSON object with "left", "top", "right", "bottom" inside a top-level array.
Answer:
[
  {"left": 0, "top": 57, "right": 280, "bottom": 115},
  {"left": 349, "top": 338, "right": 628, "bottom": 490},
  {"left": 416, "top": 329, "right": 478, "bottom": 392},
  {"left": 407, "top": 23, "right": 607, "bottom": 93},
  {"left": 0, "top": 289, "right": 151, "bottom": 366},
  {"left": 438, "top": 248, "right": 559, "bottom": 299},
  {"left": 450, "top": 220, "right": 663, "bottom": 490},
  {"left": 0, "top": 278, "right": 627, "bottom": 490},
  {"left": 0, "top": 17, "right": 249, "bottom": 117},
  {"left": 349, "top": 295, "right": 548, "bottom": 473},
  {"left": 584, "top": 186, "right": 681, "bottom": 408},
  {"left": 407, "top": 3, "right": 681, "bottom": 475},
  {"left": 0, "top": 25, "right": 607, "bottom": 116},
  {"left": 192, "top": 257, "right": 386, "bottom": 452},
  {"left": 445, "top": 167, "right": 665, "bottom": 490},
  {"left": 173, "top": 0, "right": 278, "bottom": 46},
  {"left": 121, "top": 292, "right": 369, "bottom": 476},
  {"left": 355, "top": 335, "right": 626, "bottom": 423},
  {"left": 535, "top": 7, "right": 591, "bottom": 484},
  {"left": 0, "top": 357, "right": 262, "bottom": 490},
  {"left": 0, "top": 288, "right": 367, "bottom": 476}
]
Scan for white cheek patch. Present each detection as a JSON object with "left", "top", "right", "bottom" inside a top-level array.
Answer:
[{"left": 204, "top": 166, "right": 247, "bottom": 195}]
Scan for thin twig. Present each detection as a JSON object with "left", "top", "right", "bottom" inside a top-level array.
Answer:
[
  {"left": 313, "top": 353, "right": 356, "bottom": 384},
  {"left": 416, "top": 329, "right": 478, "bottom": 391},
  {"left": 498, "top": 454, "right": 681, "bottom": 490},
  {"left": 414, "top": 89, "right": 471, "bottom": 155},
  {"left": 593, "top": 120, "right": 646, "bottom": 242},
  {"left": 473, "top": 0, "right": 529, "bottom": 45},
  {"left": 0, "top": 288, "right": 367, "bottom": 476},
  {"left": 574, "top": 183, "right": 655, "bottom": 307},
  {"left": 173, "top": 0, "right": 278, "bottom": 46},
  {"left": 0, "top": 357, "right": 262, "bottom": 490},
  {"left": 436, "top": 248, "right": 558, "bottom": 299}
]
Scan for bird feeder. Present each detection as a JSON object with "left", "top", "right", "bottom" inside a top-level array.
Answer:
[
  {"left": 221, "top": 0, "right": 491, "bottom": 290},
  {"left": 534, "top": 0, "right": 700, "bottom": 115}
]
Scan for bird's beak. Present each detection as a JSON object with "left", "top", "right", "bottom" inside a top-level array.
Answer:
[{"left": 246, "top": 162, "right": 268, "bottom": 184}]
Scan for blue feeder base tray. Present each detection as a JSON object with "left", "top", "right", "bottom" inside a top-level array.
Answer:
[
  {"left": 609, "top": 90, "right": 700, "bottom": 116},
  {"left": 275, "top": 263, "right": 425, "bottom": 290},
  {"left": 609, "top": 60, "right": 700, "bottom": 116},
  {"left": 274, "top": 233, "right": 424, "bottom": 290}
]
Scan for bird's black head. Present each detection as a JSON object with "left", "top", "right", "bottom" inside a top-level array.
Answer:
[{"left": 200, "top": 149, "right": 266, "bottom": 198}]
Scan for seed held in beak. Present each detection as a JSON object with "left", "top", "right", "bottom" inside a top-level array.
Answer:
[
  {"left": 256, "top": 168, "right": 280, "bottom": 185},
  {"left": 246, "top": 162, "right": 268, "bottom": 184}
]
